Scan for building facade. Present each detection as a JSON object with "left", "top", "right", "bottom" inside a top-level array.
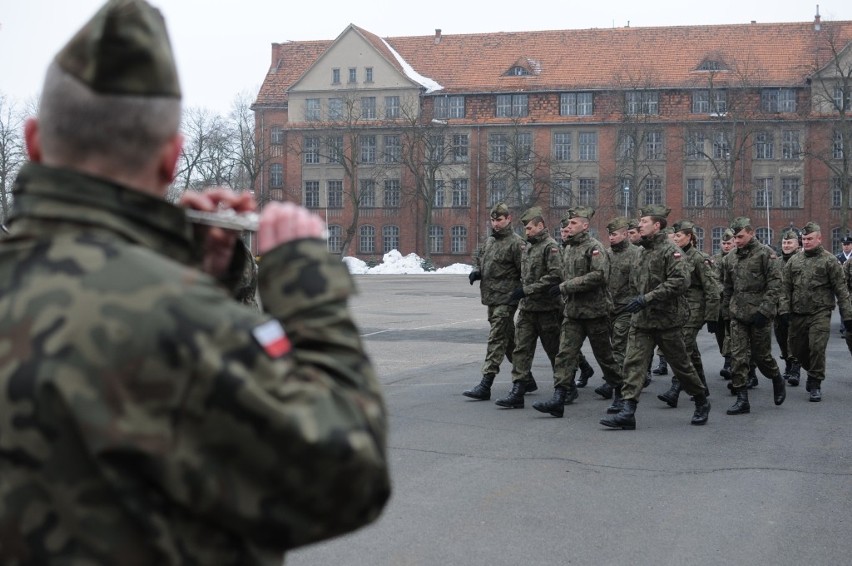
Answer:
[{"left": 253, "top": 16, "right": 852, "bottom": 264}]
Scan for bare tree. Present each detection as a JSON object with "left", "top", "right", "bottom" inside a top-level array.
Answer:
[
  {"left": 485, "top": 119, "right": 555, "bottom": 212},
  {"left": 229, "top": 91, "right": 272, "bottom": 203},
  {"left": 0, "top": 94, "right": 25, "bottom": 222}
]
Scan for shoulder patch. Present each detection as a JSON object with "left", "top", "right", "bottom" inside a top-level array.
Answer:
[
  {"left": 591, "top": 249, "right": 600, "bottom": 256},
  {"left": 704, "top": 258, "right": 714, "bottom": 266},
  {"left": 769, "top": 252, "right": 778, "bottom": 259},
  {"left": 551, "top": 246, "right": 559, "bottom": 254},
  {"left": 252, "top": 319, "right": 291, "bottom": 358},
  {"left": 673, "top": 251, "right": 682, "bottom": 259}
]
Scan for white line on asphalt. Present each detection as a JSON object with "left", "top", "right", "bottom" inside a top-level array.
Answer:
[{"left": 361, "top": 318, "right": 481, "bottom": 337}]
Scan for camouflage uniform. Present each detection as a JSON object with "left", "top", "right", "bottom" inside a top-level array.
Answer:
[
  {"left": 713, "top": 239, "right": 733, "bottom": 358},
  {"left": 779, "top": 230, "right": 852, "bottom": 390},
  {"left": 845, "top": 259, "right": 852, "bottom": 355},
  {"left": 775, "top": 230, "right": 800, "bottom": 374},
  {"left": 720, "top": 222, "right": 784, "bottom": 392},
  {"left": 608, "top": 232, "right": 641, "bottom": 374},
  {"left": 234, "top": 240, "right": 261, "bottom": 310},
  {"left": 0, "top": 163, "right": 391, "bottom": 565},
  {"left": 473, "top": 222, "right": 524, "bottom": 377}
]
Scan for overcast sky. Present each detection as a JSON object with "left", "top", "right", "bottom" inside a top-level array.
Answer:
[{"left": 2, "top": 0, "right": 851, "bottom": 115}]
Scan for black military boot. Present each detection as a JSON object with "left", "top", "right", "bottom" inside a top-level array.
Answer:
[
  {"left": 657, "top": 377, "right": 681, "bottom": 408},
  {"left": 606, "top": 386, "right": 624, "bottom": 414},
  {"left": 719, "top": 356, "right": 732, "bottom": 380},
  {"left": 652, "top": 355, "right": 668, "bottom": 375},
  {"left": 691, "top": 394, "right": 711, "bottom": 426},
  {"left": 771, "top": 373, "right": 786, "bottom": 406},
  {"left": 563, "top": 386, "right": 579, "bottom": 405},
  {"left": 746, "top": 366, "right": 758, "bottom": 389},
  {"left": 463, "top": 374, "right": 495, "bottom": 400},
  {"left": 532, "top": 386, "right": 568, "bottom": 418},
  {"left": 523, "top": 375, "right": 538, "bottom": 393},
  {"left": 594, "top": 382, "right": 614, "bottom": 399},
  {"left": 576, "top": 359, "right": 595, "bottom": 387},
  {"left": 807, "top": 378, "right": 822, "bottom": 402},
  {"left": 726, "top": 389, "right": 750, "bottom": 415},
  {"left": 600, "top": 399, "right": 637, "bottom": 430},
  {"left": 782, "top": 358, "right": 792, "bottom": 380},
  {"left": 495, "top": 380, "right": 527, "bottom": 408},
  {"left": 787, "top": 362, "right": 801, "bottom": 387},
  {"left": 643, "top": 371, "right": 652, "bottom": 388}
]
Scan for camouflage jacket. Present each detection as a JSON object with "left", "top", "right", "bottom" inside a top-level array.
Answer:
[
  {"left": 0, "top": 164, "right": 390, "bottom": 566},
  {"left": 721, "top": 237, "right": 781, "bottom": 323},
  {"left": 845, "top": 258, "right": 852, "bottom": 296},
  {"left": 518, "top": 231, "right": 563, "bottom": 312},
  {"left": 558, "top": 231, "right": 612, "bottom": 319},
  {"left": 779, "top": 245, "right": 852, "bottom": 319},
  {"left": 473, "top": 225, "right": 524, "bottom": 306},
  {"left": 682, "top": 244, "right": 721, "bottom": 325},
  {"left": 607, "top": 239, "right": 640, "bottom": 309},
  {"left": 629, "top": 232, "right": 691, "bottom": 329}
]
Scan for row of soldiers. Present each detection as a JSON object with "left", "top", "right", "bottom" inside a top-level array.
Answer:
[{"left": 463, "top": 202, "right": 852, "bottom": 429}]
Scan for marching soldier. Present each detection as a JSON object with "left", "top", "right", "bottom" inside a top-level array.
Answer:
[{"left": 777, "top": 229, "right": 802, "bottom": 386}]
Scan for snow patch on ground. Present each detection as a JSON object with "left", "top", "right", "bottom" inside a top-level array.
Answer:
[{"left": 343, "top": 250, "right": 472, "bottom": 275}]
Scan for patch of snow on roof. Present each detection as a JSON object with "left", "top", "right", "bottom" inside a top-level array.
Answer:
[{"left": 380, "top": 38, "right": 443, "bottom": 93}]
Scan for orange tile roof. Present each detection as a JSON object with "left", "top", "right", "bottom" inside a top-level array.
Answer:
[{"left": 255, "top": 20, "right": 852, "bottom": 106}]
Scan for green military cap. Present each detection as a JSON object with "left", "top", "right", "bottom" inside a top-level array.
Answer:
[
  {"left": 721, "top": 228, "right": 735, "bottom": 241},
  {"left": 662, "top": 227, "right": 674, "bottom": 235},
  {"left": 54, "top": 0, "right": 181, "bottom": 98},
  {"left": 781, "top": 229, "right": 800, "bottom": 241},
  {"left": 567, "top": 206, "right": 595, "bottom": 220},
  {"left": 730, "top": 217, "right": 752, "bottom": 234},
  {"left": 639, "top": 204, "right": 671, "bottom": 218},
  {"left": 520, "top": 206, "right": 544, "bottom": 224},
  {"left": 801, "top": 221, "right": 821, "bottom": 235},
  {"left": 606, "top": 216, "right": 630, "bottom": 233},
  {"left": 673, "top": 219, "right": 696, "bottom": 233},
  {"left": 490, "top": 202, "right": 510, "bottom": 219},
  {"left": 627, "top": 219, "right": 640, "bottom": 230}
]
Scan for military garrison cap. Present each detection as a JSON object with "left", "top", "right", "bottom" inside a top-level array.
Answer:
[
  {"left": 490, "top": 202, "right": 510, "bottom": 219},
  {"left": 730, "top": 217, "right": 752, "bottom": 234},
  {"left": 54, "top": 0, "right": 181, "bottom": 98},
  {"left": 520, "top": 207, "right": 544, "bottom": 224},
  {"left": 567, "top": 206, "right": 595, "bottom": 220},
  {"left": 606, "top": 216, "right": 630, "bottom": 233},
  {"left": 801, "top": 221, "right": 821, "bottom": 235},
  {"left": 627, "top": 219, "right": 640, "bottom": 230},
  {"left": 673, "top": 220, "right": 696, "bottom": 233},
  {"left": 781, "top": 229, "right": 800, "bottom": 241},
  {"left": 639, "top": 204, "right": 671, "bottom": 218},
  {"left": 721, "top": 228, "right": 735, "bottom": 241}
]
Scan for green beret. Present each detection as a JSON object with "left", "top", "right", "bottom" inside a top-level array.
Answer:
[
  {"left": 54, "top": 0, "right": 181, "bottom": 98},
  {"left": 673, "top": 219, "right": 695, "bottom": 233},
  {"left": 781, "top": 229, "right": 800, "bottom": 241},
  {"left": 639, "top": 204, "right": 671, "bottom": 218},
  {"left": 801, "top": 221, "right": 821, "bottom": 235},
  {"left": 730, "top": 217, "right": 752, "bottom": 234},
  {"left": 627, "top": 219, "right": 640, "bottom": 230},
  {"left": 520, "top": 206, "right": 544, "bottom": 224},
  {"left": 490, "top": 202, "right": 510, "bottom": 219},
  {"left": 721, "top": 228, "right": 735, "bottom": 241},
  {"left": 568, "top": 206, "right": 595, "bottom": 220},
  {"left": 607, "top": 216, "right": 630, "bottom": 233}
]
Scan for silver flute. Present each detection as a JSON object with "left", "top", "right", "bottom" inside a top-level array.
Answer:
[{"left": 184, "top": 209, "right": 260, "bottom": 232}]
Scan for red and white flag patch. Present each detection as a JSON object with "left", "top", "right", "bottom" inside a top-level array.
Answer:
[{"left": 252, "top": 319, "right": 291, "bottom": 358}]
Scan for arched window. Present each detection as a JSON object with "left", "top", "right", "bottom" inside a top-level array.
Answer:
[
  {"left": 327, "top": 225, "right": 342, "bottom": 254},
  {"left": 382, "top": 225, "right": 399, "bottom": 253},
  {"left": 451, "top": 226, "right": 468, "bottom": 254},
  {"left": 359, "top": 225, "right": 376, "bottom": 254}
]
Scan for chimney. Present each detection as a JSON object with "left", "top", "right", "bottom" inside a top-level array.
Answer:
[
  {"left": 434, "top": 29, "right": 442, "bottom": 44},
  {"left": 814, "top": 5, "right": 821, "bottom": 31}
]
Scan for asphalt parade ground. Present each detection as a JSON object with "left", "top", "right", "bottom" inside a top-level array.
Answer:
[{"left": 287, "top": 274, "right": 852, "bottom": 566}]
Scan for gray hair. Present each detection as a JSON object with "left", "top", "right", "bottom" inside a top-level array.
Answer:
[{"left": 38, "top": 62, "right": 181, "bottom": 173}]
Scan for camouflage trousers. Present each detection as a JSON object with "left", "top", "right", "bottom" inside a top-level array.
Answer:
[
  {"left": 481, "top": 304, "right": 517, "bottom": 376},
  {"left": 788, "top": 311, "right": 831, "bottom": 382},
  {"left": 553, "top": 316, "right": 622, "bottom": 389},
  {"left": 730, "top": 318, "right": 781, "bottom": 389},
  {"left": 681, "top": 324, "right": 706, "bottom": 384},
  {"left": 715, "top": 316, "right": 730, "bottom": 356},
  {"left": 622, "top": 326, "right": 704, "bottom": 401},
  {"left": 774, "top": 316, "right": 796, "bottom": 363},
  {"left": 510, "top": 309, "right": 561, "bottom": 382},
  {"left": 609, "top": 310, "right": 632, "bottom": 373}
]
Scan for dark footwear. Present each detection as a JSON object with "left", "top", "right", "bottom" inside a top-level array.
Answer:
[
  {"left": 726, "top": 390, "right": 750, "bottom": 415},
  {"left": 787, "top": 363, "right": 800, "bottom": 387},
  {"left": 809, "top": 387, "right": 822, "bottom": 402},
  {"left": 782, "top": 359, "right": 792, "bottom": 380},
  {"left": 720, "top": 356, "right": 732, "bottom": 380},
  {"left": 652, "top": 356, "right": 668, "bottom": 375},
  {"left": 657, "top": 378, "right": 681, "bottom": 408},
  {"left": 594, "top": 382, "right": 614, "bottom": 400},
  {"left": 772, "top": 374, "right": 786, "bottom": 406},
  {"left": 495, "top": 380, "right": 527, "bottom": 408},
  {"left": 600, "top": 399, "right": 637, "bottom": 430},
  {"left": 691, "top": 395, "right": 711, "bottom": 425},
  {"left": 563, "top": 387, "right": 579, "bottom": 405},
  {"left": 463, "top": 374, "right": 495, "bottom": 400},
  {"left": 532, "top": 387, "right": 568, "bottom": 417},
  {"left": 643, "top": 372, "right": 652, "bottom": 388},
  {"left": 746, "top": 367, "right": 758, "bottom": 389},
  {"left": 576, "top": 360, "right": 594, "bottom": 387},
  {"left": 523, "top": 376, "right": 538, "bottom": 393},
  {"left": 606, "top": 387, "right": 624, "bottom": 414}
]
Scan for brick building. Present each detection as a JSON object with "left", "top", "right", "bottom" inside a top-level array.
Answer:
[{"left": 253, "top": 15, "right": 852, "bottom": 264}]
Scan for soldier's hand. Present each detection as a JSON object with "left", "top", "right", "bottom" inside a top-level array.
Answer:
[
  {"left": 706, "top": 320, "right": 719, "bottom": 334},
  {"left": 624, "top": 295, "right": 646, "bottom": 313},
  {"left": 548, "top": 284, "right": 562, "bottom": 298},
  {"left": 258, "top": 202, "right": 326, "bottom": 254},
  {"left": 468, "top": 270, "right": 481, "bottom": 285},
  {"left": 509, "top": 288, "right": 526, "bottom": 302},
  {"left": 751, "top": 312, "right": 769, "bottom": 328}
]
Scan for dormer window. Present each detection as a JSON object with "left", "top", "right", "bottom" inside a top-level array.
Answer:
[
  {"left": 508, "top": 66, "right": 531, "bottom": 76},
  {"left": 695, "top": 57, "right": 729, "bottom": 72},
  {"left": 504, "top": 58, "right": 541, "bottom": 77}
]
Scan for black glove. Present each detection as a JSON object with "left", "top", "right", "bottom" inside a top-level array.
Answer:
[
  {"left": 751, "top": 312, "right": 769, "bottom": 328},
  {"left": 548, "top": 284, "right": 562, "bottom": 298},
  {"left": 468, "top": 270, "right": 481, "bottom": 285},
  {"left": 778, "top": 313, "right": 791, "bottom": 328},
  {"left": 509, "top": 288, "right": 526, "bottom": 302},
  {"left": 624, "top": 295, "right": 646, "bottom": 314},
  {"left": 706, "top": 320, "right": 719, "bottom": 334},
  {"left": 844, "top": 320, "right": 852, "bottom": 331}
]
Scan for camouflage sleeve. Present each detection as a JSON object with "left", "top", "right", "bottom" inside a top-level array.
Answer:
[
  {"left": 697, "top": 254, "right": 720, "bottom": 321},
  {"left": 524, "top": 242, "right": 561, "bottom": 297},
  {"left": 644, "top": 248, "right": 690, "bottom": 304},
  {"left": 846, "top": 260, "right": 852, "bottom": 296},
  {"left": 562, "top": 245, "right": 608, "bottom": 293},
  {"left": 778, "top": 258, "right": 793, "bottom": 315},
  {"left": 758, "top": 248, "right": 782, "bottom": 318},
  {"left": 720, "top": 255, "right": 733, "bottom": 318},
  {"left": 829, "top": 256, "right": 852, "bottom": 321}
]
